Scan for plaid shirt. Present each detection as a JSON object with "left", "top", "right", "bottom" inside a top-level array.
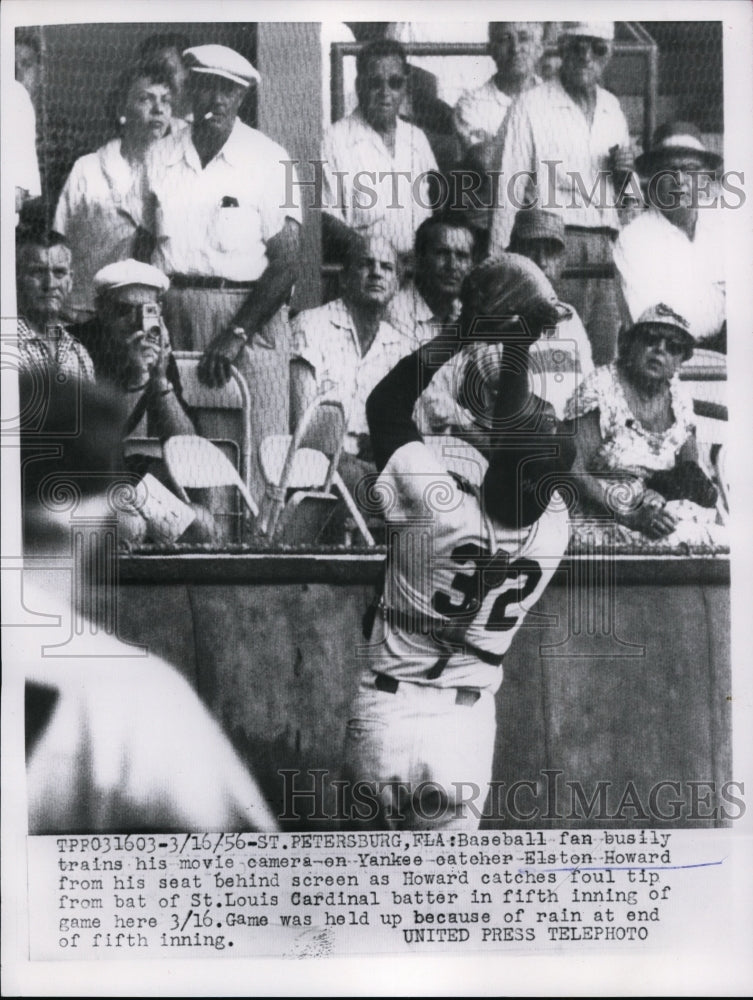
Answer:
[{"left": 16, "top": 317, "right": 95, "bottom": 382}]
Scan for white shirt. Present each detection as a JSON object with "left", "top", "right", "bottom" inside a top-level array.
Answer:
[
  {"left": 368, "top": 440, "right": 569, "bottom": 692},
  {"left": 454, "top": 75, "right": 536, "bottom": 151},
  {"left": 613, "top": 206, "right": 726, "bottom": 342},
  {"left": 291, "top": 297, "right": 414, "bottom": 445},
  {"left": 387, "top": 282, "right": 460, "bottom": 346},
  {"left": 320, "top": 109, "right": 438, "bottom": 255},
  {"left": 144, "top": 119, "right": 301, "bottom": 280},
  {"left": 529, "top": 307, "right": 594, "bottom": 418},
  {"left": 489, "top": 77, "right": 631, "bottom": 253},
  {"left": 23, "top": 589, "right": 277, "bottom": 834},
  {"left": 13, "top": 78, "right": 42, "bottom": 218},
  {"left": 385, "top": 283, "right": 464, "bottom": 431},
  {"left": 54, "top": 138, "right": 147, "bottom": 313}
]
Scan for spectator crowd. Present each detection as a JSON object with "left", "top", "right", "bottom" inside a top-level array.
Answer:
[{"left": 13, "top": 22, "right": 728, "bottom": 550}]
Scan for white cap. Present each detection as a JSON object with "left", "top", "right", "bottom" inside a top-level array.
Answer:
[
  {"left": 183, "top": 44, "right": 260, "bottom": 88},
  {"left": 559, "top": 22, "right": 615, "bottom": 42},
  {"left": 93, "top": 259, "right": 170, "bottom": 295},
  {"left": 634, "top": 303, "right": 692, "bottom": 338}
]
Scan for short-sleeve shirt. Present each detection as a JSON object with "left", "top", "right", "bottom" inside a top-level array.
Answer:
[
  {"left": 291, "top": 298, "right": 414, "bottom": 447},
  {"left": 16, "top": 318, "right": 95, "bottom": 383},
  {"left": 54, "top": 138, "right": 147, "bottom": 314},
  {"left": 367, "top": 440, "right": 570, "bottom": 693},
  {"left": 613, "top": 207, "right": 726, "bottom": 342},
  {"left": 144, "top": 120, "right": 302, "bottom": 280},
  {"left": 564, "top": 362, "right": 696, "bottom": 475},
  {"left": 489, "top": 77, "right": 631, "bottom": 253},
  {"left": 320, "top": 109, "right": 438, "bottom": 254},
  {"left": 453, "top": 75, "right": 539, "bottom": 151}
]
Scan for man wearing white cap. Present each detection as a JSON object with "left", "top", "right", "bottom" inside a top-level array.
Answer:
[
  {"left": 613, "top": 121, "right": 725, "bottom": 349},
  {"left": 71, "top": 259, "right": 225, "bottom": 546},
  {"left": 140, "top": 43, "right": 302, "bottom": 497},
  {"left": 73, "top": 259, "right": 193, "bottom": 443},
  {"left": 489, "top": 21, "right": 634, "bottom": 366}
]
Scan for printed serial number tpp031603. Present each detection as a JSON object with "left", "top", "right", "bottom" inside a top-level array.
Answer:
[{"left": 54, "top": 834, "right": 277, "bottom": 856}]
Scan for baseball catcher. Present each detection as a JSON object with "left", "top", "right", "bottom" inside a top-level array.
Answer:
[{"left": 343, "top": 253, "right": 576, "bottom": 830}]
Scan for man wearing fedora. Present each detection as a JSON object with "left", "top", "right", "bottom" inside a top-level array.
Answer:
[
  {"left": 613, "top": 121, "right": 725, "bottom": 350},
  {"left": 488, "top": 21, "right": 634, "bottom": 367},
  {"left": 140, "top": 43, "right": 302, "bottom": 497}
]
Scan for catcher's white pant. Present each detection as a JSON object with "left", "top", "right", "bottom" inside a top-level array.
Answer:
[{"left": 343, "top": 670, "right": 497, "bottom": 830}]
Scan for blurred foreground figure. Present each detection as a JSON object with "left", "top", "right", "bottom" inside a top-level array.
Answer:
[{"left": 19, "top": 375, "right": 277, "bottom": 833}]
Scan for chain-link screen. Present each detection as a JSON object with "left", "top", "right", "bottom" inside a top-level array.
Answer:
[{"left": 12, "top": 19, "right": 727, "bottom": 556}]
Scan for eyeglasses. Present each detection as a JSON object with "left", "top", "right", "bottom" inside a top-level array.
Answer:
[
  {"left": 366, "top": 74, "right": 406, "bottom": 91},
  {"left": 563, "top": 36, "right": 610, "bottom": 58}
]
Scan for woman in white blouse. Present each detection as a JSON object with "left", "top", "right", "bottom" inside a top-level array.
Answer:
[{"left": 54, "top": 58, "right": 180, "bottom": 318}]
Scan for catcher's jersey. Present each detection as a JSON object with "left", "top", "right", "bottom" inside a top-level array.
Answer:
[{"left": 367, "top": 440, "right": 569, "bottom": 693}]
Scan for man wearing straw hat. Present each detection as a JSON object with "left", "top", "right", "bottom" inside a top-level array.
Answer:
[{"left": 613, "top": 121, "right": 725, "bottom": 349}]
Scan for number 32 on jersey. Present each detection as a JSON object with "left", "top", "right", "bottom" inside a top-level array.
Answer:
[{"left": 432, "top": 543, "right": 544, "bottom": 634}]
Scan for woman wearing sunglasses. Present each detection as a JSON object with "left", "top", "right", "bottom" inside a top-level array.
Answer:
[{"left": 563, "top": 303, "right": 720, "bottom": 541}]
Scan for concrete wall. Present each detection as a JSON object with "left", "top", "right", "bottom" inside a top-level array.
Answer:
[{"left": 116, "top": 561, "right": 731, "bottom": 830}]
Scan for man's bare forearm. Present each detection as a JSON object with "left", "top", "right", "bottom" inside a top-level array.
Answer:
[{"left": 231, "top": 221, "right": 300, "bottom": 340}]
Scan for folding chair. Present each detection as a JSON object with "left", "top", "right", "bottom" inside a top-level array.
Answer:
[
  {"left": 258, "top": 397, "right": 376, "bottom": 546},
  {"left": 173, "top": 352, "right": 252, "bottom": 491},
  {"left": 162, "top": 436, "right": 259, "bottom": 541}
]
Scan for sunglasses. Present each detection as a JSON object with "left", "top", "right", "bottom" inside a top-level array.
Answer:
[
  {"left": 366, "top": 74, "right": 406, "bottom": 91},
  {"left": 564, "top": 37, "right": 610, "bottom": 58},
  {"left": 637, "top": 330, "right": 688, "bottom": 357}
]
